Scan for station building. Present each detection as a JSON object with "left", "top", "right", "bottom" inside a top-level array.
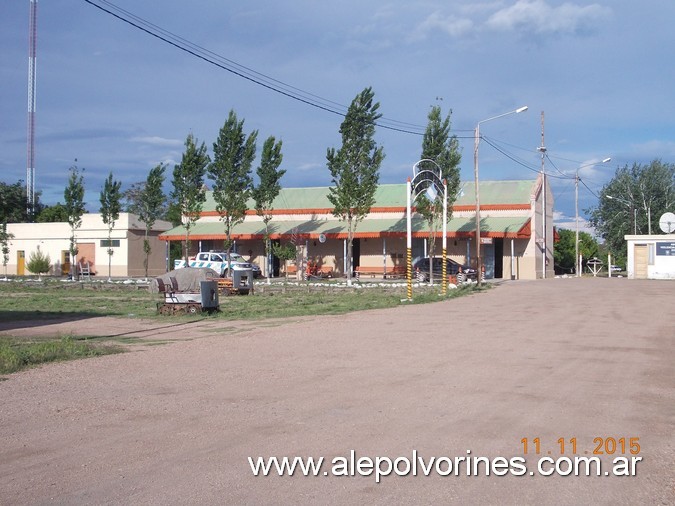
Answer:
[{"left": 160, "top": 176, "right": 555, "bottom": 280}]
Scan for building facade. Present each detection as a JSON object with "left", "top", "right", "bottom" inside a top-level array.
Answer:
[
  {"left": 4, "top": 213, "right": 172, "bottom": 278},
  {"left": 160, "top": 176, "right": 555, "bottom": 281},
  {"left": 624, "top": 234, "right": 675, "bottom": 279}
]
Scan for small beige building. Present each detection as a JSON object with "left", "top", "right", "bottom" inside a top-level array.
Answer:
[{"left": 4, "top": 213, "right": 172, "bottom": 278}]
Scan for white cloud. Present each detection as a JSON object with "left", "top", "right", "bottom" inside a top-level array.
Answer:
[
  {"left": 131, "top": 136, "right": 183, "bottom": 147},
  {"left": 412, "top": 12, "right": 474, "bottom": 40},
  {"left": 486, "top": 0, "right": 611, "bottom": 35},
  {"left": 554, "top": 210, "right": 596, "bottom": 235}
]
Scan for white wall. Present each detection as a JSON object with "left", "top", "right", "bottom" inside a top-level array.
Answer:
[{"left": 625, "top": 235, "right": 675, "bottom": 279}]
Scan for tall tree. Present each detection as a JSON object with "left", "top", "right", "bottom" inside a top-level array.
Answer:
[
  {"left": 1, "top": 222, "right": 14, "bottom": 280},
  {"left": 554, "top": 228, "right": 599, "bottom": 274},
  {"left": 326, "top": 87, "right": 385, "bottom": 285},
  {"left": 0, "top": 181, "right": 29, "bottom": 223},
  {"left": 171, "top": 133, "right": 210, "bottom": 261},
  {"left": 64, "top": 165, "right": 86, "bottom": 279},
  {"left": 588, "top": 160, "right": 675, "bottom": 260},
  {"left": 417, "top": 106, "right": 462, "bottom": 283},
  {"left": 36, "top": 203, "right": 69, "bottom": 223},
  {"left": 208, "top": 110, "right": 258, "bottom": 275},
  {"left": 99, "top": 171, "right": 122, "bottom": 282},
  {"left": 126, "top": 164, "right": 167, "bottom": 279},
  {"left": 252, "top": 136, "right": 285, "bottom": 282}
]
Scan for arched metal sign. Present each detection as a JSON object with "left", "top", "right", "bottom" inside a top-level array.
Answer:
[{"left": 406, "top": 159, "right": 448, "bottom": 299}]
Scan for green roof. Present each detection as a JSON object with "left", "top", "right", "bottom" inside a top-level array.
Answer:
[
  {"left": 200, "top": 180, "right": 537, "bottom": 212},
  {"left": 161, "top": 216, "right": 531, "bottom": 240}
]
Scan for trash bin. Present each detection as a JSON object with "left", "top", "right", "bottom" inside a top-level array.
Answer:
[
  {"left": 199, "top": 280, "right": 219, "bottom": 310},
  {"left": 232, "top": 268, "right": 253, "bottom": 294}
]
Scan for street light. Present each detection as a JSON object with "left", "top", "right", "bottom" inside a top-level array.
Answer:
[
  {"left": 473, "top": 105, "right": 528, "bottom": 285},
  {"left": 575, "top": 158, "right": 611, "bottom": 276}
]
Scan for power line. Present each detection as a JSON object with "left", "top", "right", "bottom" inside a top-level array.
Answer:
[
  {"left": 84, "top": 0, "right": 432, "bottom": 135},
  {"left": 481, "top": 136, "right": 570, "bottom": 179}
]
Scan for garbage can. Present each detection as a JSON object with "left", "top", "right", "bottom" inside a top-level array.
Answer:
[
  {"left": 232, "top": 268, "right": 253, "bottom": 294},
  {"left": 199, "top": 280, "right": 219, "bottom": 311}
]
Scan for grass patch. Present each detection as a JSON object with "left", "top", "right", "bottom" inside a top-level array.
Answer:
[
  {"left": 0, "top": 278, "right": 487, "bottom": 324},
  {"left": 0, "top": 335, "right": 123, "bottom": 375}
]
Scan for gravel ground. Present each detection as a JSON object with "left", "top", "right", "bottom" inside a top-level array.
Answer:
[{"left": 0, "top": 278, "right": 673, "bottom": 505}]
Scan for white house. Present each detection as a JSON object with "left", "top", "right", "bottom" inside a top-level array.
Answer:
[{"left": 4, "top": 213, "right": 172, "bottom": 278}]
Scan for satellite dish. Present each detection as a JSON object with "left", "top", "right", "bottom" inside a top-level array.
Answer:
[
  {"left": 659, "top": 212, "right": 675, "bottom": 233},
  {"left": 318, "top": 233, "right": 327, "bottom": 243}
]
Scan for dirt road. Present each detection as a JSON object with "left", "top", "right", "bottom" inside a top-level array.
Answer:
[{"left": 1, "top": 278, "right": 673, "bottom": 505}]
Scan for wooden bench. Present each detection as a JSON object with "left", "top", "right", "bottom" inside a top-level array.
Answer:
[
  {"left": 307, "top": 263, "right": 334, "bottom": 278},
  {"left": 355, "top": 265, "right": 407, "bottom": 279}
]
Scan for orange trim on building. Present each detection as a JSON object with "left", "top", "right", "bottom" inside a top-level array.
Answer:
[
  {"left": 158, "top": 219, "right": 533, "bottom": 242},
  {"left": 453, "top": 203, "right": 531, "bottom": 212},
  {"left": 197, "top": 203, "right": 530, "bottom": 218}
]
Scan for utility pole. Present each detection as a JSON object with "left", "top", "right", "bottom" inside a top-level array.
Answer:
[
  {"left": 27, "top": 0, "right": 38, "bottom": 217},
  {"left": 575, "top": 169, "right": 580, "bottom": 277},
  {"left": 537, "top": 111, "right": 547, "bottom": 279}
]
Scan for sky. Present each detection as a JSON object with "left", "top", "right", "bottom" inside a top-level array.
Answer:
[{"left": 2, "top": 0, "right": 674, "bottom": 232}]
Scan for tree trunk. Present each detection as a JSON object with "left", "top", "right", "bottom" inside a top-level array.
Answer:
[
  {"left": 143, "top": 229, "right": 150, "bottom": 281},
  {"left": 346, "top": 216, "right": 353, "bottom": 286},
  {"left": 264, "top": 220, "right": 271, "bottom": 285}
]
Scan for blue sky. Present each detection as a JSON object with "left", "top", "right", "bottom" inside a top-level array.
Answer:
[{"left": 2, "top": 0, "right": 674, "bottom": 232}]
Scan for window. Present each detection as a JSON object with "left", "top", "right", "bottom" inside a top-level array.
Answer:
[{"left": 100, "top": 239, "right": 120, "bottom": 248}]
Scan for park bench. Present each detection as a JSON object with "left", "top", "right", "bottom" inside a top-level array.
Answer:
[{"left": 355, "top": 265, "right": 406, "bottom": 279}]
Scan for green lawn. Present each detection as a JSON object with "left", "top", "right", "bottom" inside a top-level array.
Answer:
[{"left": 0, "top": 278, "right": 484, "bottom": 374}]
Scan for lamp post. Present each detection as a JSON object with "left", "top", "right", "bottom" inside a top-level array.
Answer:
[
  {"left": 473, "top": 106, "right": 528, "bottom": 285},
  {"left": 575, "top": 158, "right": 611, "bottom": 276}
]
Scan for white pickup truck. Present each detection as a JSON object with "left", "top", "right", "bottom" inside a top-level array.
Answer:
[{"left": 174, "top": 251, "right": 261, "bottom": 278}]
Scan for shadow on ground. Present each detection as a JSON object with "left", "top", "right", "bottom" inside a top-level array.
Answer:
[{"left": 0, "top": 311, "right": 101, "bottom": 332}]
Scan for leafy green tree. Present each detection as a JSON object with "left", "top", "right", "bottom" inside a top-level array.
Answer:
[
  {"left": 1, "top": 222, "right": 14, "bottom": 280},
  {"left": 416, "top": 106, "right": 462, "bottom": 283},
  {"left": 126, "top": 164, "right": 167, "bottom": 279},
  {"left": 172, "top": 133, "right": 210, "bottom": 261},
  {"left": 326, "top": 87, "right": 385, "bottom": 285},
  {"left": 587, "top": 160, "right": 675, "bottom": 261},
  {"left": 272, "top": 242, "right": 296, "bottom": 282},
  {"left": 36, "top": 203, "right": 69, "bottom": 223},
  {"left": 0, "top": 181, "right": 29, "bottom": 223},
  {"left": 26, "top": 247, "right": 51, "bottom": 280},
  {"left": 64, "top": 165, "right": 86, "bottom": 277},
  {"left": 208, "top": 110, "right": 258, "bottom": 275},
  {"left": 252, "top": 136, "right": 285, "bottom": 282},
  {"left": 99, "top": 172, "right": 122, "bottom": 281},
  {"left": 554, "top": 228, "right": 599, "bottom": 274}
]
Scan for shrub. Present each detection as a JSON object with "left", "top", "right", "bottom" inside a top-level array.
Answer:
[{"left": 26, "top": 248, "right": 51, "bottom": 278}]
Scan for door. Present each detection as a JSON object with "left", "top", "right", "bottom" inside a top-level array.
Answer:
[
  {"left": 483, "top": 244, "right": 495, "bottom": 279},
  {"left": 271, "top": 239, "right": 280, "bottom": 277},
  {"left": 634, "top": 244, "right": 648, "bottom": 279},
  {"left": 351, "top": 238, "right": 361, "bottom": 275},
  {"left": 494, "top": 239, "right": 504, "bottom": 279},
  {"left": 61, "top": 250, "right": 71, "bottom": 276},
  {"left": 17, "top": 251, "right": 25, "bottom": 276}
]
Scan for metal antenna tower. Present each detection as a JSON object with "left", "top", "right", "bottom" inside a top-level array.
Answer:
[{"left": 27, "top": 0, "right": 38, "bottom": 215}]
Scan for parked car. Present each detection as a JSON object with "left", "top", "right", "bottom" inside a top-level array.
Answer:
[
  {"left": 412, "top": 257, "right": 477, "bottom": 282},
  {"left": 175, "top": 251, "right": 262, "bottom": 278}
]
